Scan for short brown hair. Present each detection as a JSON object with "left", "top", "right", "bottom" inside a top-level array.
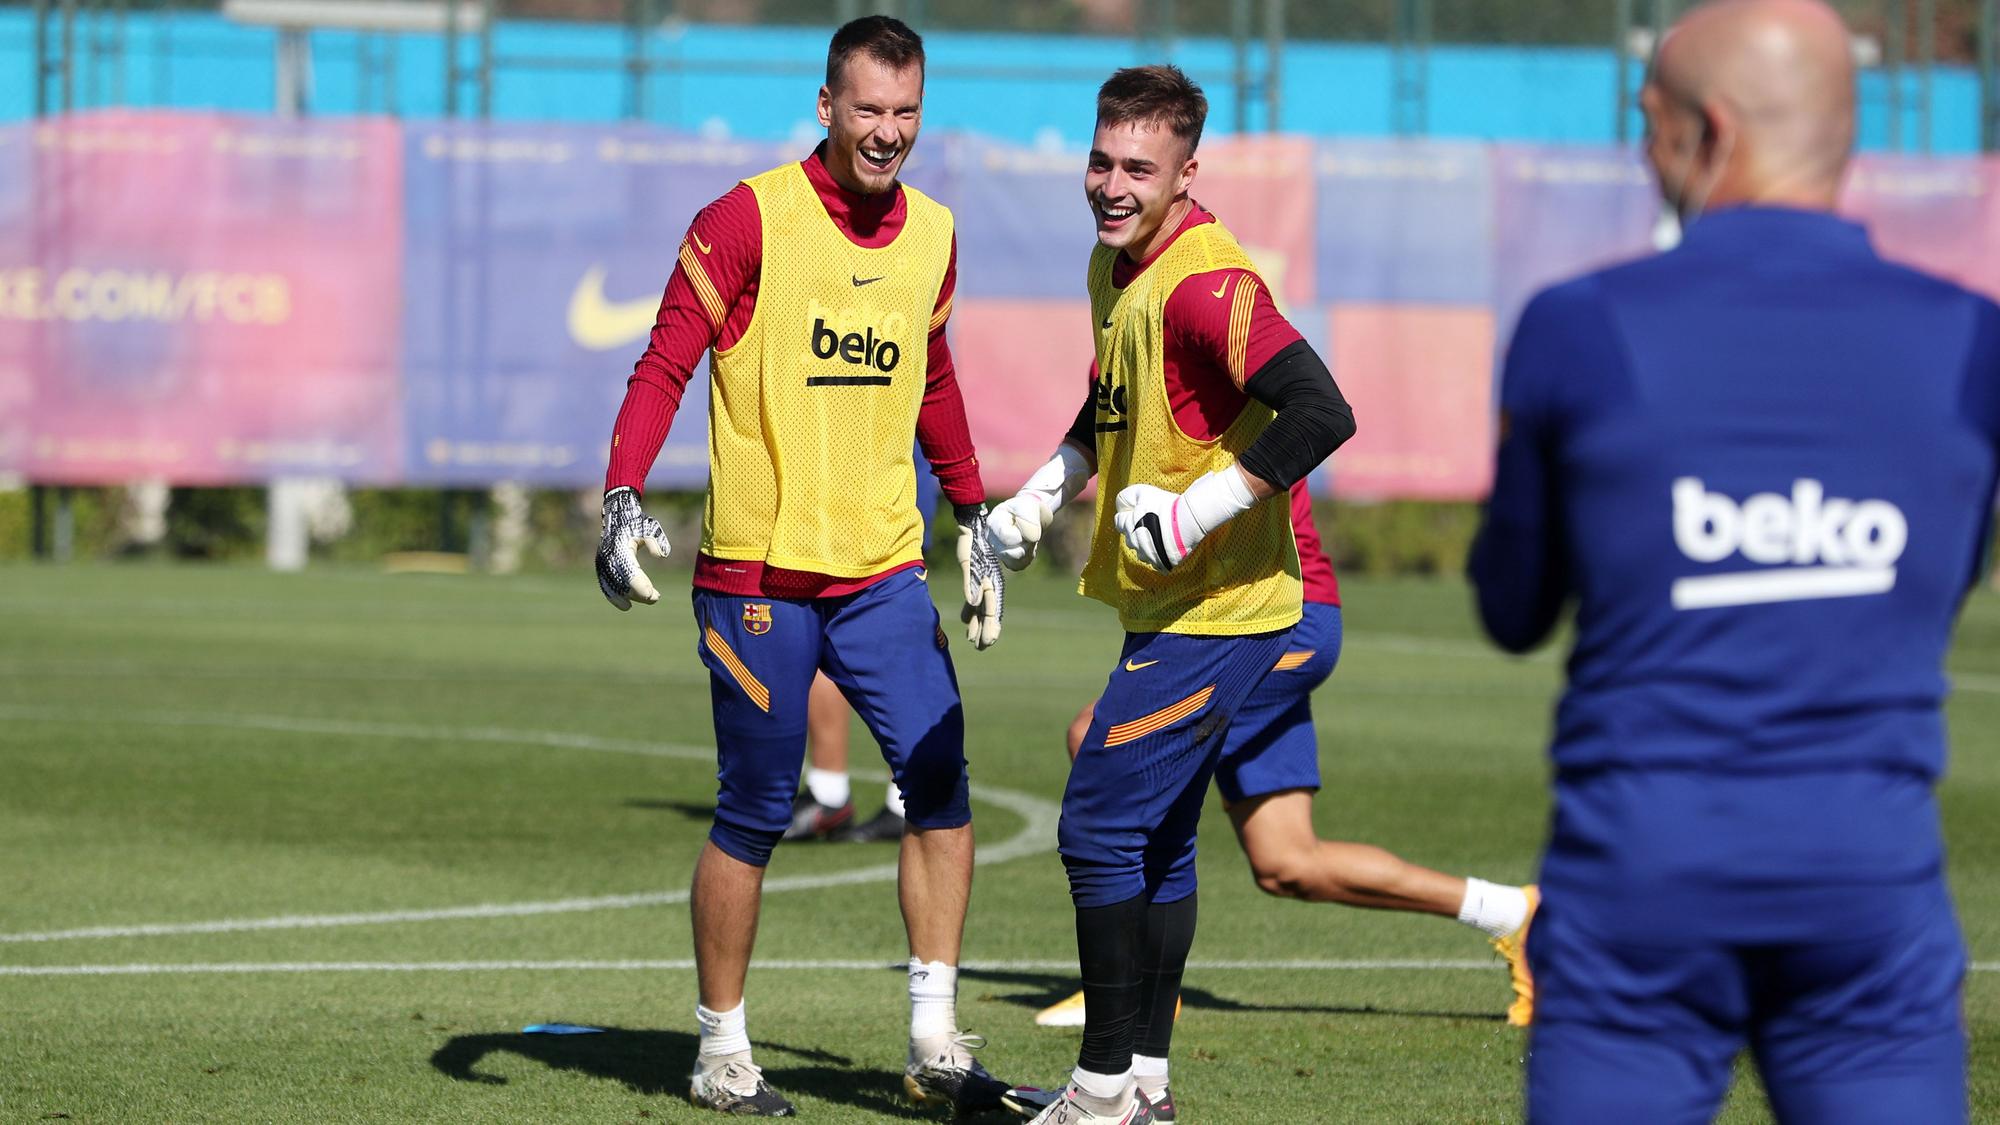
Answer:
[
  {"left": 1096, "top": 65, "right": 1207, "bottom": 158},
  {"left": 826, "top": 15, "right": 925, "bottom": 91}
]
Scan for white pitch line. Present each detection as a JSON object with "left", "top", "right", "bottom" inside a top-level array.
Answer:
[
  {"left": 0, "top": 705, "right": 720, "bottom": 761},
  {"left": 0, "top": 958, "right": 1497, "bottom": 977},
  {"left": 4, "top": 958, "right": 1997, "bottom": 979},
  {"left": 5, "top": 958, "right": 1997, "bottom": 979},
  {"left": 0, "top": 708, "right": 1059, "bottom": 945},
  {"left": 1952, "top": 671, "right": 2000, "bottom": 694}
]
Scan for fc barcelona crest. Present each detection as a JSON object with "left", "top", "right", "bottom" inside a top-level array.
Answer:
[{"left": 743, "top": 603, "right": 774, "bottom": 635}]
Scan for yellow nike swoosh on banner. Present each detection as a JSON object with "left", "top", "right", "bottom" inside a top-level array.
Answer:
[{"left": 567, "top": 265, "right": 659, "bottom": 351}]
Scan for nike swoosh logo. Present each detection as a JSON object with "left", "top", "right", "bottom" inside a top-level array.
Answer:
[
  {"left": 567, "top": 265, "right": 659, "bottom": 351},
  {"left": 853, "top": 274, "right": 885, "bottom": 286},
  {"left": 1211, "top": 279, "right": 1229, "bottom": 298},
  {"left": 1124, "top": 658, "right": 1160, "bottom": 671},
  {"left": 1136, "top": 511, "right": 1174, "bottom": 571},
  {"left": 692, "top": 233, "right": 713, "bottom": 255}
]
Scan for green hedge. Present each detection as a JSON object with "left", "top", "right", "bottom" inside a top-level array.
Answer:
[
  {"left": 0, "top": 485, "right": 1484, "bottom": 577},
  {"left": 1318, "top": 499, "right": 1483, "bottom": 578}
]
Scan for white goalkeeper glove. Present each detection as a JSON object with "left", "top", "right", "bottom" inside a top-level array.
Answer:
[
  {"left": 1114, "top": 466, "right": 1258, "bottom": 573},
  {"left": 955, "top": 503, "right": 1004, "bottom": 649},
  {"left": 596, "top": 486, "right": 670, "bottom": 611},
  {"left": 987, "top": 442, "right": 1093, "bottom": 571}
]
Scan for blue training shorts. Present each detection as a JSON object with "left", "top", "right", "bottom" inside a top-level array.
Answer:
[
  {"left": 1527, "top": 880, "right": 1967, "bottom": 1125},
  {"left": 1059, "top": 625, "right": 1292, "bottom": 908},
  {"left": 1212, "top": 602, "right": 1341, "bottom": 804},
  {"left": 692, "top": 568, "right": 971, "bottom": 866}
]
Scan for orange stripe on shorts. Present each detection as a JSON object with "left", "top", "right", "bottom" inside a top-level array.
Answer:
[
  {"left": 1103, "top": 684, "right": 1215, "bottom": 747},
  {"left": 704, "top": 626, "right": 771, "bottom": 712}
]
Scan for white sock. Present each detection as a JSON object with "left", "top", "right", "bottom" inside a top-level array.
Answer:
[
  {"left": 883, "top": 782, "right": 907, "bottom": 818},
  {"left": 1132, "top": 1054, "right": 1169, "bottom": 1096},
  {"left": 909, "top": 959, "right": 958, "bottom": 1043},
  {"left": 1457, "top": 878, "right": 1530, "bottom": 938},
  {"left": 806, "top": 768, "right": 850, "bottom": 808},
  {"left": 696, "top": 1000, "right": 751, "bottom": 1060},
  {"left": 1069, "top": 1065, "right": 1133, "bottom": 1114}
]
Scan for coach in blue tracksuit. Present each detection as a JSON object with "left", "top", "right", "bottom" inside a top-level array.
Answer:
[{"left": 1470, "top": 2, "right": 1990, "bottom": 1122}]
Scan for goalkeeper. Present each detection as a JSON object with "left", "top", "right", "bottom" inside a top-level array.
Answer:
[
  {"left": 985, "top": 64, "right": 1409, "bottom": 1125},
  {"left": 592, "top": 15, "right": 1010, "bottom": 1119}
]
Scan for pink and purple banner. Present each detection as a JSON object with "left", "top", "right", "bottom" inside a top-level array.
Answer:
[
  {"left": 0, "top": 113, "right": 404, "bottom": 485},
  {"left": 3, "top": 111, "right": 1997, "bottom": 500}
]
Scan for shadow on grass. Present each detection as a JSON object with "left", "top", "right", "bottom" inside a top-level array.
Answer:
[
  {"left": 429, "top": 1027, "right": 930, "bottom": 1116},
  {"left": 962, "top": 968, "right": 1508, "bottom": 1024}
]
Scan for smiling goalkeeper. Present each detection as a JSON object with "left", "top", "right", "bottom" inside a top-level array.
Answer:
[
  {"left": 987, "top": 66, "right": 1359, "bottom": 1125},
  {"left": 591, "top": 15, "right": 1009, "bottom": 1118}
]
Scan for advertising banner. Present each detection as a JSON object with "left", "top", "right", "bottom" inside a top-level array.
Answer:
[
  {"left": 10, "top": 111, "right": 2000, "bottom": 503},
  {"left": 0, "top": 113, "right": 403, "bottom": 484}
]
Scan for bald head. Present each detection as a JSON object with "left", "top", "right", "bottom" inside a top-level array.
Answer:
[{"left": 1643, "top": 0, "right": 1855, "bottom": 215}]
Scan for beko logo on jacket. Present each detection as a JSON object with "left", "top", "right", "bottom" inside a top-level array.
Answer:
[{"left": 1670, "top": 477, "right": 1907, "bottom": 610}]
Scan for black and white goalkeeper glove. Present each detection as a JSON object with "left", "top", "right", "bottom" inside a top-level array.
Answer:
[
  {"left": 955, "top": 503, "right": 1004, "bottom": 650},
  {"left": 1114, "top": 467, "right": 1258, "bottom": 573},
  {"left": 596, "top": 486, "right": 670, "bottom": 611}
]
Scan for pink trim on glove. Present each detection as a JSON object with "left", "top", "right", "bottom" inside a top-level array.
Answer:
[{"left": 1170, "top": 498, "right": 1188, "bottom": 556}]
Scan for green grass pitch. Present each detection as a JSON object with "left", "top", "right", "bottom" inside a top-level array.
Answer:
[{"left": 1, "top": 562, "right": 1994, "bottom": 1122}]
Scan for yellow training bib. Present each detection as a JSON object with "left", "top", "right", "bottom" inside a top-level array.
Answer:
[
  {"left": 1078, "top": 219, "right": 1303, "bottom": 635},
  {"left": 701, "top": 162, "right": 954, "bottom": 577}
]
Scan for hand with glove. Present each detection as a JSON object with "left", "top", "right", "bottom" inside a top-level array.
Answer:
[
  {"left": 955, "top": 503, "right": 1005, "bottom": 649},
  {"left": 986, "top": 442, "right": 1094, "bottom": 571},
  {"left": 596, "top": 486, "right": 670, "bottom": 610},
  {"left": 1113, "top": 466, "right": 1259, "bottom": 572}
]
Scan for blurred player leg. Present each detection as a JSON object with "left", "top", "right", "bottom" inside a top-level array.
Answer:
[
  {"left": 844, "top": 781, "right": 910, "bottom": 842},
  {"left": 1038, "top": 602, "right": 1535, "bottom": 1035},
  {"left": 1229, "top": 791, "right": 1462, "bottom": 910},
  {"left": 1224, "top": 788, "right": 1533, "bottom": 1023},
  {"left": 784, "top": 671, "right": 857, "bottom": 841},
  {"left": 1216, "top": 605, "right": 1527, "bottom": 935}
]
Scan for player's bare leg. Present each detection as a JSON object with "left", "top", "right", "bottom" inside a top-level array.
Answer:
[
  {"left": 688, "top": 841, "right": 793, "bottom": 1115},
  {"left": 897, "top": 820, "right": 1010, "bottom": 1112},
  {"left": 1037, "top": 701, "right": 1537, "bottom": 1037},
  {"left": 899, "top": 820, "right": 972, "bottom": 965},
  {"left": 1227, "top": 790, "right": 1463, "bottom": 912},
  {"left": 691, "top": 841, "right": 764, "bottom": 1011},
  {"left": 1223, "top": 770, "right": 1537, "bottom": 1026}
]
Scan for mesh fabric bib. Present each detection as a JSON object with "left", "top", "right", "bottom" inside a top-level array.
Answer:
[
  {"left": 702, "top": 162, "right": 954, "bottom": 577},
  {"left": 1078, "top": 218, "right": 1303, "bottom": 635}
]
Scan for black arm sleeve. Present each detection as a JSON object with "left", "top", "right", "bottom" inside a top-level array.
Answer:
[
  {"left": 1063, "top": 381, "right": 1097, "bottom": 452},
  {"left": 1238, "top": 340, "right": 1355, "bottom": 490}
]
